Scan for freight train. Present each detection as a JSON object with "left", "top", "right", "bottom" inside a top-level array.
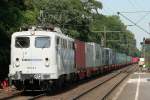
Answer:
[{"left": 8, "top": 26, "right": 138, "bottom": 91}]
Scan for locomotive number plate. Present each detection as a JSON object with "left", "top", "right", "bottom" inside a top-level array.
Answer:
[{"left": 27, "top": 67, "right": 36, "bottom": 69}]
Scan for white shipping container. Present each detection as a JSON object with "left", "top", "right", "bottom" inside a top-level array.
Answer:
[
  {"left": 104, "top": 48, "right": 112, "bottom": 65},
  {"left": 101, "top": 48, "right": 106, "bottom": 65},
  {"left": 109, "top": 49, "right": 113, "bottom": 65},
  {"left": 85, "top": 42, "right": 103, "bottom": 68},
  {"left": 85, "top": 43, "right": 94, "bottom": 67},
  {"left": 94, "top": 43, "right": 102, "bottom": 67}
]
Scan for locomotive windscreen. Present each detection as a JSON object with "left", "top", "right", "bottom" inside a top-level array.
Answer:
[
  {"left": 35, "top": 37, "right": 50, "bottom": 48},
  {"left": 15, "top": 37, "right": 30, "bottom": 48}
]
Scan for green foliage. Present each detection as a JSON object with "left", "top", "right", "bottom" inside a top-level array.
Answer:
[
  {"left": 0, "top": 0, "right": 139, "bottom": 56},
  {"left": 23, "top": 10, "right": 37, "bottom": 25}
]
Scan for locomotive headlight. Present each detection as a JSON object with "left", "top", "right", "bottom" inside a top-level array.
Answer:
[
  {"left": 45, "top": 61, "right": 50, "bottom": 67},
  {"left": 15, "top": 58, "right": 20, "bottom": 67},
  {"left": 15, "top": 62, "right": 20, "bottom": 67},
  {"left": 45, "top": 58, "right": 50, "bottom": 67},
  {"left": 45, "top": 62, "right": 49, "bottom": 66}
]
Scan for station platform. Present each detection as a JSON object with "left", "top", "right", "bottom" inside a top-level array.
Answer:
[{"left": 113, "top": 71, "right": 150, "bottom": 100}]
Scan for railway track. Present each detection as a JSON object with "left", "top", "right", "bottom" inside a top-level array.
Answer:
[
  {"left": 0, "top": 91, "right": 46, "bottom": 100},
  {"left": 28, "top": 93, "right": 46, "bottom": 100},
  {"left": 101, "top": 65, "right": 138, "bottom": 100},
  {"left": 72, "top": 65, "right": 137, "bottom": 100},
  {"left": 0, "top": 65, "right": 137, "bottom": 100},
  {"left": 101, "top": 72, "right": 130, "bottom": 100},
  {"left": 0, "top": 91, "right": 23, "bottom": 100}
]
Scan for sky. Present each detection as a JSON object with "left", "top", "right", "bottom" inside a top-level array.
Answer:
[{"left": 99, "top": 0, "right": 150, "bottom": 49}]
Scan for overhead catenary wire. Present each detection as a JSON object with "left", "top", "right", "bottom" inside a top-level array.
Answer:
[
  {"left": 129, "top": 1, "right": 146, "bottom": 28},
  {"left": 120, "top": 11, "right": 150, "bottom": 13},
  {"left": 134, "top": 0, "right": 145, "bottom": 10},
  {"left": 118, "top": 12, "right": 150, "bottom": 34},
  {"left": 118, "top": 10, "right": 150, "bottom": 33},
  {"left": 127, "top": 0, "right": 138, "bottom": 9},
  {"left": 135, "top": 12, "right": 150, "bottom": 24}
]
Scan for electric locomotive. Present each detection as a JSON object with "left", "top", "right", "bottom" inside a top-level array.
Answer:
[{"left": 9, "top": 26, "right": 75, "bottom": 90}]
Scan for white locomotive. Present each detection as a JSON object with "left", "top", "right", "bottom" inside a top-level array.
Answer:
[{"left": 9, "top": 27, "right": 76, "bottom": 90}]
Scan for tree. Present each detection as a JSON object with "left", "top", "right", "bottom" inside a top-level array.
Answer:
[{"left": 0, "top": 0, "right": 138, "bottom": 56}]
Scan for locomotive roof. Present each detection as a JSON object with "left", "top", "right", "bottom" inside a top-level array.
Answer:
[{"left": 12, "top": 30, "right": 74, "bottom": 41}]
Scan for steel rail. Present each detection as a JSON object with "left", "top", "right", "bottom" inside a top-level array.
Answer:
[
  {"left": 72, "top": 66, "right": 133, "bottom": 100},
  {"left": 28, "top": 93, "right": 46, "bottom": 100},
  {"left": 101, "top": 65, "right": 137, "bottom": 100},
  {"left": 101, "top": 72, "right": 130, "bottom": 100},
  {"left": 72, "top": 65, "right": 136, "bottom": 100}
]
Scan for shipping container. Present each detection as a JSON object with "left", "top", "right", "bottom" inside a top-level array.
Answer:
[
  {"left": 112, "top": 51, "right": 117, "bottom": 64},
  {"left": 75, "top": 40, "right": 86, "bottom": 69},
  {"left": 104, "top": 48, "right": 109, "bottom": 65},
  {"left": 109, "top": 49, "right": 113, "bottom": 65},
  {"left": 94, "top": 43, "right": 102, "bottom": 67},
  {"left": 122, "top": 54, "right": 127, "bottom": 64},
  {"left": 116, "top": 53, "right": 128, "bottom": 64},
  {"left": 85, "top": 43, "right": 95, "bottom": 67},
  {"left": 101, "top": 48, "right": 106, "bottom": 65},
  {"left": 104, "top": 48, "right": 113, "bottom": 65},
  {"left": 127, "top": 56, "right": 132, "bottom": 63},
  {"left": 85, "top": 42, "right": 103, "bottom": 68},
  {"left": 132, "top": 57, "right": 139, "bottom": 63}
]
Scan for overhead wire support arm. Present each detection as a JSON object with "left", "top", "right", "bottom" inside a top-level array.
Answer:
[{"left": 117, "top": 12, "right": 150, "bottom": 34}]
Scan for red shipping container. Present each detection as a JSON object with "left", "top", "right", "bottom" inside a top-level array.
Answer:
[
  {"left": 75, "top": 40, "right": 86, "bottom": 70},
  {"left": 132, "top": 57, "right": 139, "bottom": 63}
]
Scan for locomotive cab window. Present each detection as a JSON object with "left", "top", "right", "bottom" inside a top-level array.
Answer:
[
  {"left": 35, "top": 37, "right": 50, "bottom": 48},
  {"left": 15, "top": 37, "right": 30, "bottom": 48}
]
